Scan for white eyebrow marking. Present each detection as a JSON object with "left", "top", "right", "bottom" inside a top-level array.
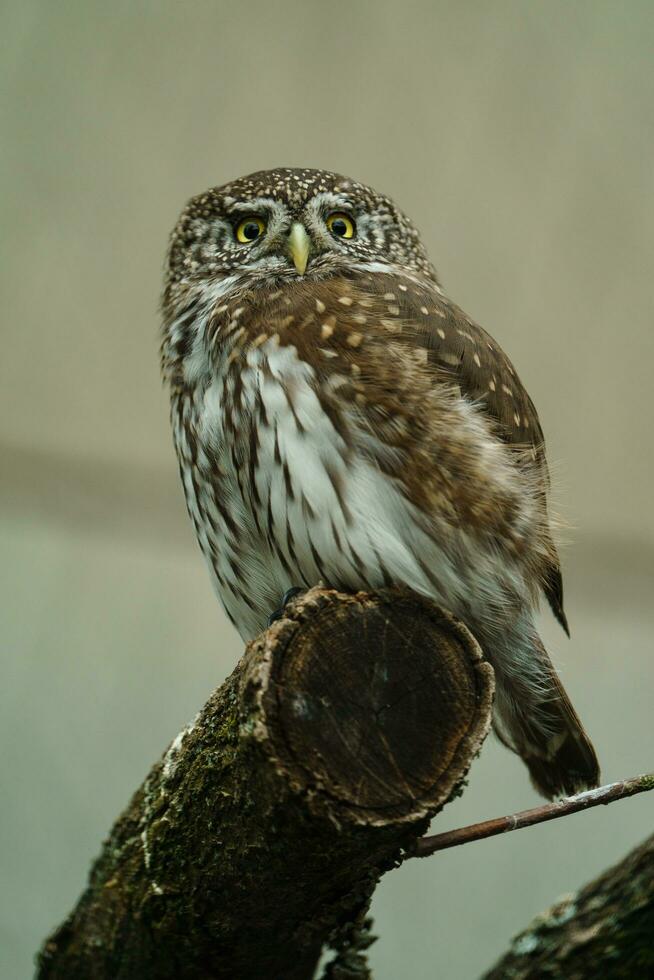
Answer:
[
  {"left": 228, "top": 197, "right": 277, "bottom": 213},
  {"left": 309, "top": 191, "right": 356, "bottom": 213}
]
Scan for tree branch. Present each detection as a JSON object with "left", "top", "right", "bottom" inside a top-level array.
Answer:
[
  {"left": 481, "top": 831, "right": 654, "bottom": 979},
  {"left": 409, "top": 774, "right": 654, "bottom": 858},
  {"left": 36, "top": 586, "right": 494, "bottom": 980}
]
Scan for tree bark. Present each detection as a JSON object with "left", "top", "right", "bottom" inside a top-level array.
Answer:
[
  {"left": 482, "top": 830, "right": 654, "bottom": 979},
  {"left": 36, "top": 586, "right": 494, "bottom": 980}
]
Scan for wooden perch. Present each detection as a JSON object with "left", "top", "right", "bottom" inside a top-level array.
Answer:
[{"left": 36, "top": 586, "right": 494, "bottom": 980}]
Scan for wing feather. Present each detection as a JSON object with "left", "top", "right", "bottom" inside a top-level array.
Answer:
[
  {"left": 359, "top": 272, "right": 570, "bottom": 633},
  {"left": 236, "top": 270, "right": 569, "bottom": 632}
]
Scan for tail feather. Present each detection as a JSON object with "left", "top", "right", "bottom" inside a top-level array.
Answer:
[
  {"left": 492, "top": 635, "right": 600, "bottom": 800},
  {"left": 523, "top": 721, "right": 600, "bottom": 799}
]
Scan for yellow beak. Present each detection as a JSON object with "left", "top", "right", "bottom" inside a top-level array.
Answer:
[{"left": 288, "top": 222, "right": 311, "bottom": 275}]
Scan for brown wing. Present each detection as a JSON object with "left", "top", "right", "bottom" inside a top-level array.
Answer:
[
  {"left": 366, "top": 272, "right": 569, "bottom": 634},
  {"left": 238, "top": 269, "right": 568, "bottom": 632}
]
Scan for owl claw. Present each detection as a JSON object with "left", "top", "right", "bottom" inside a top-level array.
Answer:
[{"left": 267, "top": 587, "right": 304, "bottom": 627}]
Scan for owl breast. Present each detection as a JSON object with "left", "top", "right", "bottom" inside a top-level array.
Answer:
[
  {"left": 172, "top": 276, "right": 549, "bottom": 643},
  {"left": 175, "top": 339, "right": 445, "bottom": 639}
]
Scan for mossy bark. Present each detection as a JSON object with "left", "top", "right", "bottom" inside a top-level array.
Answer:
[
  {"left": 483, "top": 832, "right": 654, "bottom": 979},
  {"left": 36, "top": 587, "right": 494, "bottom": 980}
]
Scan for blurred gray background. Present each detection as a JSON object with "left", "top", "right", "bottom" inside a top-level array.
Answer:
[{"left": 2, "top": 2, "right": 653, "bottom": 978}]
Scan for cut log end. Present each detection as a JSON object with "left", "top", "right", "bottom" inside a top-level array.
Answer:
[{"left": 252, "top": 587, "right": 495, "bottom": 824}]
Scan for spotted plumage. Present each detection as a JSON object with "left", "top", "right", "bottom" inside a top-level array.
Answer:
[{"left": 160, "top": 167, "right": 599, "bottom": 799}]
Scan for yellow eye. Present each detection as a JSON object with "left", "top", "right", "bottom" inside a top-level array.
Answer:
[
  {"left": 235, "top": 217, "right": 266, "bottom": 243},
  {"left": 326, "top": 212, "right": 355, "bottom": 239}
]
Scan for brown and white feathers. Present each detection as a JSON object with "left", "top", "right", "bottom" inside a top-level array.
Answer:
[{"left": 160, "top": 168, "right": 599, "bottom": 799}]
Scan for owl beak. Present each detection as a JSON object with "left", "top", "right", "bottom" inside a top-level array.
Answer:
[{"left": 288, "top": 222, "right": 311, "bottom": 276}]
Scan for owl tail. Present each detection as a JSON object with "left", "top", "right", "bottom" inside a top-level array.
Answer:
[{"left": 491, "top": 634, "right": 600, "bottom": 800}]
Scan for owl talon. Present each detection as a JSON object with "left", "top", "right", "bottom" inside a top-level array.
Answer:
[{"left": 267, "top": 587, "right": 304, "bottom": 627}]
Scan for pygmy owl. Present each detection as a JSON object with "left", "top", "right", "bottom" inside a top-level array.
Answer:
[{"left": 160, "top": 167, "right": 599, "bottom": 799}]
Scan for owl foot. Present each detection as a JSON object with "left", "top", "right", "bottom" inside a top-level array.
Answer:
[{"left": 267, "top": 587, "right": 304, "bottom": 627}]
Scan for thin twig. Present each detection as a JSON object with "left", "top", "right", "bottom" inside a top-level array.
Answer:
[{"left": 409, "top": 773, "right": 654, "bottom": 859}]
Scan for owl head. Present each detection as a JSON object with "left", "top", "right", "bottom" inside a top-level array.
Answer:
[{"left": 163, "top": 168, "right": 437, "bottom": 309}]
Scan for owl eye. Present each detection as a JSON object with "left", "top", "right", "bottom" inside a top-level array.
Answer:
[
  {"left": 235, "top": 217, "right": 266, "bottom": 243},
  {"left": 326, "top": 212, "right": 356, "bottom": 239}
]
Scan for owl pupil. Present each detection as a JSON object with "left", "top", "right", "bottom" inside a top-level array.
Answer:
[
  {"left": 331, "top": 219, "right": 347, "bottom": 236},
  {"left": 242, "top": 222, "right": 260, "bottom": 240}
]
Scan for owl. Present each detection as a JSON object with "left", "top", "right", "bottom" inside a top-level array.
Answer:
[{"left": 160, "top": 167, "right": 599, "bottom": 800}]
